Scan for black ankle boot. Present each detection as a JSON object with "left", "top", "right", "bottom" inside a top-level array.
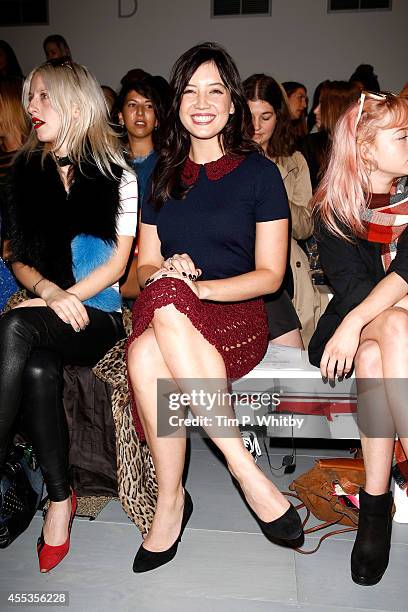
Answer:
[
  {"left": 257, "top": 504, "right": 304, "bottom": 548},
  {"left": 133, "top": 490, "right": 193, "bottom": 573},
  {"left": 351, "top": 488, "right": 393, "bottom": 586}
]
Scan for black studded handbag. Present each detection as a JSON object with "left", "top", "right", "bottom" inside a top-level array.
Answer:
[{"left": 0, "top": 443, "right": 44, "bottom": 548}]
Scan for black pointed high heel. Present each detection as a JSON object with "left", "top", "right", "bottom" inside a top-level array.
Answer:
[
  {"left": 133, "top": 489, "right": 193, "bottom": 573},
  {"left": 256, "top": 503, "right": 304, "bottom": 548}
]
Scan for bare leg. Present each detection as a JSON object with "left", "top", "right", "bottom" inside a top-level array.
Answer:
[
  {"left": 270, "top": 329, "right": 304, "bottom": 349},
  {"left": 354, "top": 339, "right": 395, "bottom": 495},
  {"left": 128, "top": 305, "right": 290, "bottom": 551},
  {"left": 128, "top": 328, "right": 186, "bottom": 552},
  {"left": 355, "top": 307, "right": 408, "bottom": 493}
]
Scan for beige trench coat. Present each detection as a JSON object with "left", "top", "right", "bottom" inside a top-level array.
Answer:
[{"left": 274, "top": 152, "right": 328, "bottom": 347}]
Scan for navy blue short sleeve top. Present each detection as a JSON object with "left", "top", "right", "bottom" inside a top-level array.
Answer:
[{"left": 141, "top": 152, "right": 289, "bottom": 281}]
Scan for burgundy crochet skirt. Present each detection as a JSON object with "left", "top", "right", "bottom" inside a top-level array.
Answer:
[{"left": 126, "top": 277, "right": 268, "bottom": 440}]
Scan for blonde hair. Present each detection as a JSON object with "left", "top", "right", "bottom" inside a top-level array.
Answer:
[
  {"left": 314, "top": 95, "right": 408, "bottom": 240},
  {"left": 0, "top": 78, "right": 30, "bottom": 151},
  {"left": 22, "top": 61, "right": 127, "bottom": 178}
]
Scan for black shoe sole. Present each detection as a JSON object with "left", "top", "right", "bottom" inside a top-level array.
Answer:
[
  {"left": 262, "top": 529, "right": 305, "bottom": 549},
  {"left": 351, "top": 571, "right": 385, "bottom": 586}
]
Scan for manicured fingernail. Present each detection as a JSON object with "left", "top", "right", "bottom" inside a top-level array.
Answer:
[
  {"left": 182, "top": 272, "right": 187, "bottom": 277},
  {"left": 193, "top": 275, "right": 197, "bottom": 280},
  {"left": 188, "top": 274, "right": 193, "bottom": 280},
  {"left": 162, "top": 273, "right": 167, "bottom": 277},
  {"left": 75, "top": 327, "right": 81, "bottom": 333}
]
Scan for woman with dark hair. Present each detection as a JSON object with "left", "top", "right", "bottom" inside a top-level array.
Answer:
[
  {"left": 116, "top": 75, "right": 166, "bottom": 298},
  {"left": 0, "top": 41, "right": 24, "bottom": 80},
  {"left": 42, "top": 35, "right": 72, "bottom": 61},
  {"left": 282, "top": 81, "right": 308, "bottom": 143},
  {"left": 349, "top": 64, "right": 380, "bottom": 93},
  {"left": 101, "top": 85, "right": 117, "bottom": 116},
  {"left": 302, "top": 80, "right": 361, "bottom": 190},
  {"left": 306, "top": 80, "right": 328, "bottom": 134},
  {"left": 244, "top": 74, "right": 315, "bottom": 347},
  {"left": 126, "top": 42, "right": 303, "bottom": 573},
  {"left": 282, "top": 81, "right": 307, "bottom": 120}
]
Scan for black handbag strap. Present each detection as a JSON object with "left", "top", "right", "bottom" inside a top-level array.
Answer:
[{"left": 283, "top": 491, "right": 357, "bottom": 554}]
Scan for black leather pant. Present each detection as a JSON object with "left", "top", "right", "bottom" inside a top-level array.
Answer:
[{"left": 0, "top": 306, "right": 125, "bottom": 501}]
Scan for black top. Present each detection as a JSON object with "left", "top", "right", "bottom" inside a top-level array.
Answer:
[
  {"left": 142, "top": 152, "right": 289, "bottom": 281},
  {"left": 308, "top": 215, "right": 408, "bottom": 367},
  {"left": 299, "top": 131, "right": 329, "bottom": 191}
]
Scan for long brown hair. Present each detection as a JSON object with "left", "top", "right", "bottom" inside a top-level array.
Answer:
[
  {"left": 243, "top": 73, "right": 296, "bottom": 157},
  {"left": 319, "top": 80, "right": 361, "bottom": 138},
  {"left": 151, "top": 42, "right": 258, "bottom": 208}
]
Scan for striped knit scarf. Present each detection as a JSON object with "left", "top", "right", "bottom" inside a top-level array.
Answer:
[{"left": 359, "top": 180, "right": 408, "bottom": 271}]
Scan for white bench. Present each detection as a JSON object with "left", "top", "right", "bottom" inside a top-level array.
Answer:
[{"left": 231, "top": 343, "right": 359, "bottom": 440}]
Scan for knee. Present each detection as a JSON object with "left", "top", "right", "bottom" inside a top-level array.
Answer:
[
  {"left": 354, "top": 340, "right": 382, "bottom": 376},
  {"left": 152, "top": 303, "right": 185, "bottom": 329},
  {"left": 24, "top": 351, "right": 62, "bottom": 386},
  {"left": 0, "top": 308, "right": 27, "bottom": 340},
  {"left": 127, "top": 334, "right": 161, "bottom": 392},
  {"left": 380, "top": 308, "right": 408, "bottom": 341}
]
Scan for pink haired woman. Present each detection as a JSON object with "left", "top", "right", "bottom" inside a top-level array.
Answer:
[{"left": 309, "top": 92, "right": 408, "bottom": 586}]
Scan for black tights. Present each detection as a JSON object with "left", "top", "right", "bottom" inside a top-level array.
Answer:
[{"left": 0, "top": 306, "right": 124, "bottom": 501}]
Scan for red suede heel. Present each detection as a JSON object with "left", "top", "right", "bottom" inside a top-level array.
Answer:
[{"left": 37, "top": 490, "right": 77, "bottom": 573}]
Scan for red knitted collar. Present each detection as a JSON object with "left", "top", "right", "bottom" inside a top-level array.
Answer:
[{"left": 181, "top": 153, "right": 244, "bottom": 185}]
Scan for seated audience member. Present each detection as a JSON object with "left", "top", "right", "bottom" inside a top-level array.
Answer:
[
  {"left": 0, "top": 78, "right": 27, "bottom": 197},
  {"left": 0, "top": 58, "right": 136, "bottom": 573},
  {"left": 349, "top": 63, "right": 380, "bottom": 92},
  {"left": 120, "top": 68, "right": 150, "bottom": 87},
  {"left": 0, "top": 77, "right": 30, "bottom": 308},
  {"left": 0, "top": 78, "right": 30, "bottom": 195},
  {"left": 0, "top": 40, "right": 24, "bottom": 80},
  {"left": 301, "top": 80, "right": 361, "bottom": 190},
  {"left": 307, "top": 80, "right": 328, "bottom": 133},
  {"left": 282, "top": 81, "right": 307, "bottom": 120},
  {"left": 43, "top": 35, "right": 72, "bottom": 61},
  {"left": 116, "top": 75, "right": 166, "bottom": 298},
  {"left": 244, "top": 74, "right": 317, "bottom": 347},
  {"left": 309, "top": 91, "right": 408, "bottom": 587},
  {"left": 126, "top": 42, "right": 303, "bottom": 574},
  {"left": 101, "top": 85, "right": 118, "bottom": 116},
  {"left": 282, "top": 81, "right": 308, "bottom": 143}
]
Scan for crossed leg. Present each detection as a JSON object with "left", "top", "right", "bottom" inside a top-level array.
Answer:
[
  {"left": 127, "top": 303, "right": 290, "bottom": 552},
  {"left": 354, "top": 307, "right": 408, "bottom": 494}
]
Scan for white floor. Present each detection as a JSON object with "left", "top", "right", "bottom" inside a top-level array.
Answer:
[{"left": 0, "top": 433, "right": 407, "bottom": 612}]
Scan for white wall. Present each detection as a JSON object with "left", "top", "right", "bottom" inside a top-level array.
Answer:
[{"left": 1, "top": 0, "right": 406, "bottom": 98}]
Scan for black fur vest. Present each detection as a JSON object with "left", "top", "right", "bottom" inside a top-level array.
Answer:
[{"left": 7, "top": 151, "right": 123, "bottom": 289}]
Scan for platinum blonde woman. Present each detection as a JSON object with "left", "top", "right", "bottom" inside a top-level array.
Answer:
[{"left": 0, "top": 58, "right": 137, "bottom": 572}]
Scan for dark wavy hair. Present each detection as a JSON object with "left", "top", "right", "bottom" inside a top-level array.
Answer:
[
  {"left": 115, "top": 76, "right": 168, "bottom": 151},
  {"left": 243, "top": 73, "right": 296, "bottom": 158},
  {"left": 282, "top": 81, "right": 306, "bottom": 97},
  {"left": 151, "top": 42, "right": 258, "bottom": 208}
]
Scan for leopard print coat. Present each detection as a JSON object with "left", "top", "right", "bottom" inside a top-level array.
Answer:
[{"left": 2, "top": 291, "right": 158, "bottom": 536}]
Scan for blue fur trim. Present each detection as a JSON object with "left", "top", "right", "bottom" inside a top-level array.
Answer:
[{"left": 71, "top": 234, "right": 122, "bottom": 312}]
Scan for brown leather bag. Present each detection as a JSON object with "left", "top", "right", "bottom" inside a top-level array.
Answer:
[{"left": 287, "top": 457, "right": 365, "bottom": 554}]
